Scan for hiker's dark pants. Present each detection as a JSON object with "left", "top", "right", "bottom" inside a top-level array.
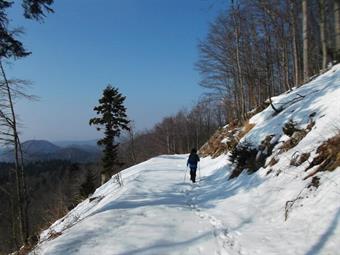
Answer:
[{"left": 189, "top": 166, "right": 197, "bottom": 183}]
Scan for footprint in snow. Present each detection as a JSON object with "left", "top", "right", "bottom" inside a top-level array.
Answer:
[
  {"left": 234, "top": 231, "right": 242, "bottom": 236},
  {"left": 210, "top": 218, "right": 217, "bottom": 226},
  {"left": 198, "top": 213, "right": 208, "bottom": 219}
]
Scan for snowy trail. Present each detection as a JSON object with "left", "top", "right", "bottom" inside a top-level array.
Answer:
[
  {"left": 34, "top": 155, "right": 236, "bottom": 255},
  {"left": 34, "top": 65, "right": 340, "bottom": 255}
]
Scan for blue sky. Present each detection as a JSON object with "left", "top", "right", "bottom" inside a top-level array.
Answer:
[{"left": 5, "top": 0, "right": 226, "bottom": 141}]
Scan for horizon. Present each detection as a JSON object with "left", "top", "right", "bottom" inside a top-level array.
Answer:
[{"left": 4, "top": 0, "right": 227, "bottom": 141}]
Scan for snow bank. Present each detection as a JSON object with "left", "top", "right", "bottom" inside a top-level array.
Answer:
[{"left": 31, "top": 65, "right": 340, "bottom": 255}]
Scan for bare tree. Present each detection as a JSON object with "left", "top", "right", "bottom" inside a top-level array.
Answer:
[
  {"left": 0, "top": 60, "right": 34, "bottom": 246},
  {"left": 289, "top": 0, "right": 300, "bottom": 85},
  {"left": 319, "top": 0, "right": 327, "bottom": 69},
  {"left": 335, "top": 0, "right": 340, "bottom": 61},
  {"left": 302, "top": 0, "right": 309, "bottom": 81},
  {"left": 126, "top": 122, "right": 137, "bottom": 165}
]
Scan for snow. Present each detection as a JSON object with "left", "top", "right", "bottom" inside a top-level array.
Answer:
[
  {"left": 221, "top": 137, "right": 230, "bottom": 144},
  {"left": 33, "top": 156, "right": 231, "bottom": 255},
  {"left": 31, "top": 65, "right": 340, "bottom": 255},
  {"left": 247, "top": 65, "right": 340, "bottom": 148}
]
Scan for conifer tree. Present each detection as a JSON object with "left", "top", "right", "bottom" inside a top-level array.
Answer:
[
  {"left": 80, "top": 169, "right": 96, "bottom": 198},
  {"left": 89, "top": 85, "right": 130, "bottom": 185}
]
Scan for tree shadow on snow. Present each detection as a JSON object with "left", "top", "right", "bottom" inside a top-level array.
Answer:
[
  {"left": 88, "top": 164, "right": 263, "bottom": 224},
  {"left": 115, "top": 230, "right": 217, "bottom": 255},
  {"left": 89, "top": 186, "right": 192, "bottom": 217},
  {"left": 304, "top": 207, "right": 340, "bottom": 255},
  {"left": 186, "top": 165, "right": 263, "bottom": 209},
  {"left": 45, "top": 229, "right": 101, "bottom": 254}
]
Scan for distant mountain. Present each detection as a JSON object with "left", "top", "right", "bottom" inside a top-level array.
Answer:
[
  {"left": 0, "top": 140, "right": 101, "bottom": 163},
  {"left": 22, "top": 140, "right": 60, "bottom": 154},
  {"left": 53, "top": 139, "right": 102, "bottom": 154},
  {"left": 54, "top": 139, "right": 99, "bottom": 148}
]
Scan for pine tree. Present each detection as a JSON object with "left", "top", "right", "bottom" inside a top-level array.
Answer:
[
  {"left": 89, "top": 85, "right": 130, "bottom": 185},
  {"left": 0, "top": 0, "right": 54, "bottom": 59},
  {"left": 80, "top": 169, "right": 96, "bottom": 199}
]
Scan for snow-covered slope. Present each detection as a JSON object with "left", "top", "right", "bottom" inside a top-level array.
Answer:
[
  {"left": 31, "top": 65, "right": 340, "bottom": 255},
  {"left": 32, "top": 155, "right": 234, "bottom": 255}
]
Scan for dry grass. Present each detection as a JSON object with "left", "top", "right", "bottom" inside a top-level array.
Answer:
[
  {"left": 46, "top": 230, "right": 62, "bottom": 241},
  {"left": 200, "top": 119, "right": 255, "bottom": 158},
  {"left": 17, "top": 236, "right": 38, "bottom": 255},
  {"left": 304, "top": 134, "right": 340, "bottom": 179},
  {"left": 238, "top": 120, "right": 255, "bottom": 140},
  {"left": 199, "top": 127, "right": 230, "bottom": 158},
  {"left": 280, "top": 130, "right": 308, "bottom": 153},
  {"left": 267, "top": 157, "right": 279, "bottom": 167}
]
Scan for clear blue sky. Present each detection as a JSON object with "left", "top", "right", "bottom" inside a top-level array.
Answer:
[{"left": 5, "top": 0, "right": 226, "bottom": 141}]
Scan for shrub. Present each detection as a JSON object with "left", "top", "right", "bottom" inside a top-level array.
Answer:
[
  {"left": 282, "top": 119, "right": 300, "bottom": 137},
  {"left": 290, "top": 152, "right": 310, "bottom": 166},
  {"left": 229, "top": 140, "right": 259, "bottom": 179},
  {"left": 280, "top": 130, "right": 308, "bottom": 152}
]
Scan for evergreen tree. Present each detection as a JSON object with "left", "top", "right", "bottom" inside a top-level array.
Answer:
[
  {"left": 89, "top": 85, "right": 130, "bottom": 185},
  {"left": 0, "top": 0, "right": 54, "bottom": 59},
  {"left": 79, "top": 169, "right": 96, "bottom": 199}
]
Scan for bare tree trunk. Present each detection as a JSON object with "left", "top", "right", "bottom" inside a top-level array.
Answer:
[
  {"left": 0, "top": 60, "right": 27, "bottom": 245},
  {"left": 335, "top": 0, "right": 340, "bottom": 62},
  {"left": 232, "top": 0, "right": 246, "bottom": 121},
  {"left": 195, "top": 126, "right": 199, "bottom": 149},
  {"left": 290, "top": 0, "right": 300, "bottom": 86},
  {"left": 166, "top": 133, "right": 170, "bottom": 154},
  {"left": 10, "top": 192, "right": 19, "bottom": 250},
  {"left": 302, "top": 0, "right": 309, "bottom": 82},
  {"left": 283, "top": 41, "right": 291, "bottom": 91},
  {"left": 320, "top": 0, "right": 327, "bottom": 69},
  {"left": 128, "top": 126, "right": 137, "bottom": 164},
  {"left": 18, "top": 137, "right": 29, "bottom": 240}
]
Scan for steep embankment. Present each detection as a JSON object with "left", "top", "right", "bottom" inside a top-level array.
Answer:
[{"left": 31, "top": 65, "right": 340, "bottom": 255}]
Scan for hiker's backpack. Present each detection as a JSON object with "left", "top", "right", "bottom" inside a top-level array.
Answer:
[{"left": 188, "top": 153, "right": 199, "bottom": 165}]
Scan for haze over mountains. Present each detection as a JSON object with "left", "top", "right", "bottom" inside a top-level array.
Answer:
[{"left": 0, "top": 140, "right": 101, "bottom": 163}]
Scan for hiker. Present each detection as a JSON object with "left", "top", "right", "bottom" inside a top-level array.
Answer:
[{"left": 187, "top": 148, "right": 200, "bottom": 183}]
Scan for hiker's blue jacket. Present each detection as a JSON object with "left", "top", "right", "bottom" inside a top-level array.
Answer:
[{"left": 187, "top": 153, "right": 200, "bottom": 169}]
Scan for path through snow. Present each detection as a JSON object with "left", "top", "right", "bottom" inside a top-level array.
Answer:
[
  {"left": 34, "top": 155, "right": 238, "bottom": 255},
  {"left": 34, "top": 65, "right": 340, "bottom": 255}
]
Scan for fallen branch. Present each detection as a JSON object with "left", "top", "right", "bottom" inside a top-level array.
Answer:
[{"left": 285, "top": 187, "right": 305, "bottom": 221}]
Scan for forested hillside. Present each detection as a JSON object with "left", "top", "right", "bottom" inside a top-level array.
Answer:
[
  {"left": 0, "top": 161, "right": 100, "bottom": 254},
  {"left": 197, "top": 0, "right": 340, "bottom": 122}
]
